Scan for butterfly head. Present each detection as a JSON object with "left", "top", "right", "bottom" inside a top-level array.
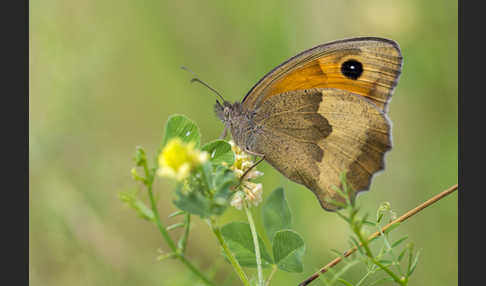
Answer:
[
  {"left": 214, "top": 100, "right": 245, "bottom": 127},
  {"left": 215, "top": 100, "right": 236, "bottom": 121}
]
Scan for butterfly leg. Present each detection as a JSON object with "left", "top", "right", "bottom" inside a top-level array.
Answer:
[
  {"left": 219, "top": 126, "right": 228, "bottom": 139},
  {"left": 240, "top": 155, "right": 265, "bottom": 182}
]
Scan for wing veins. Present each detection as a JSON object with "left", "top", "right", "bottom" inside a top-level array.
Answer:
[{"left": 256, "top": 103, "right": 317, "bottom": 124}]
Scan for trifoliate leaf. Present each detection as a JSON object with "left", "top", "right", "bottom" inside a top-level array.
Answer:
[
  {"left": 221, "top": 222, "right": 273, "bottom": 267},
  {"left": 272, "top": 230, "right": 305, "bottom": 272},
  {"left": 161, "top": 114, "right": 201, "bottom": 148},
  {"left": 262, "top": 187, "right": 292, "bottom": 241},
  {"left": 202, "top": 140, "right": 235, "bottom": 166}
]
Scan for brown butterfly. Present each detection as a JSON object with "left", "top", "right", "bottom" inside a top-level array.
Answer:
[{"left": 214, "top": 37, "right": 403, "bottom": 211}]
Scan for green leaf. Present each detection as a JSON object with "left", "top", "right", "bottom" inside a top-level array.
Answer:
[
  {"left": 173, "top": 164, "right": 237, "bottom": 218},
  {"left": 368, "top": 277, "right": 395, "bottom": 286},
  {"left": 391, "top": 236, "right": 409, "bottom": 248},
  {"left": 272, "top": 230, "right": 305, "bottom": 272},
  {"left": 350, "top": 237, "right": 363, "bottom": 255},
  {"left": 118, "top": 191, "right": 154, "bottom": 221},
  {"left": 407, "top": 243, "right": 415, "bottom": 274},
  {"left": 168, "top": 210, "right": 185, "bottom": 218},
  {"left": 376, "top": 213, "right": 384, "bottom": 224},
  {"left": 331, "top": 260, "right": 361, "bottom": 284},
  {"left": 166, "top": 223, "right": 185, "bottom": 231},
  {"left": 361, "top": 213, "right": 370, "bottom": 226},
  {"left": 335, "top": 211, "right": 351, "bottom": 223},
  {"left": 407, "top": 250, "right": 421, "bottom": 276},
  {"left": 208, "top": 165, "right": 238, "bottom": 216},
  {"left": 156, "top": 252, "right": 177, "bottom": 261},
  {"left": 221, "top": 222, "right": 273, "bottom": 267},
  {"left": 134, "top": 146, "right": 147, "bottom": 167},
  {"left": 336, "top": 278, "right": 354, "bottom": 286},
  {"left": 330, "top": 249, "right": 344, "bottom": 258},
  {"left": 173, "top": 186, "right": 211, "bottom": 218},
  {"left": 397, "top": 247, "right": 408, "bottom": 262},
  {"left": 202, "top": 140, "right": 235, "bottom": 166},
  {"left": 384, "top": 222, "right": 401, "bottom": 234},
  {"left": 262, "top": 188, "right": 292, "bottom": 241},
  {"left": 362, "top": 219, "right": 376, "bottom": 226},
  {"left": 161, "top": 114, "right": 201, "bottom": 148}
]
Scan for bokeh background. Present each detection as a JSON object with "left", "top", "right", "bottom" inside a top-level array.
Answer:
[{"left": 30, "top": 0, "right": 457, "bottom": 285}]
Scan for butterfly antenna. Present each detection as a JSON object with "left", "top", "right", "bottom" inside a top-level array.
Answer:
[{"left": 181, "top": 66, "right": 226, "bottom": 103}]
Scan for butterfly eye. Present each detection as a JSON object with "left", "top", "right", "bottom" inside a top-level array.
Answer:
[
  {"left": 341, "top": 59, "right": 363, "bottom": 80},
  {"left": 224, "top": 107, "right": 230, "bottom": 117}
]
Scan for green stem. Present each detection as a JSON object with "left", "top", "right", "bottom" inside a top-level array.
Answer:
[
  {"left": 355, "top": 267, "right": 372, "bottom": 286},
  {"left": 348, "top": 200, "right": 403, "bottom": 285},
  {"left": 208, "top": 217, "right": 251, "bottom": 286},
  {"left": 353, "top": 224, "right": 404, "bottom": 285},
  {"left": 244, "top": 202, "right": 264, "bottom": 286},
  {"left": 265, "top": 265, "right": 278, "bottom": 286},
  {"left": 145, "top": 166, "right": 214, "bottom": 286},
  {"left": 376, "top": 224, "right": 403, "bottom": 276},
  {"left": 178, "top": 213, "right": 191, "bottom": 253}
]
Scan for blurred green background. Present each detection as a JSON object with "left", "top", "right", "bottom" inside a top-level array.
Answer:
[{"left": 30, "top": 0, "right": 457, "bottom": 285}]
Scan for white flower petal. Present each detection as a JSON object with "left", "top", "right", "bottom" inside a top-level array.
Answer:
[{"left": 230, "top": 192, "right": 244, "bottom": 210}]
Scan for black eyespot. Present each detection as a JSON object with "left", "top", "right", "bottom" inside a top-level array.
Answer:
[{"left": 341, "top": 59, "right": 363, "bottom": 80}]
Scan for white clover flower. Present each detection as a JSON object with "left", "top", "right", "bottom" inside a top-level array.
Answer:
[
  {"left": 230, "top": 191, "right": 245, "bottom": 210},
  {"left": 228, "top": 140, "right": 264, "bottom": 209},
  {"left": 243, "top": 182, "right": 263, "bottom": 207},
  {"left": 229, "top": 140, "right": 264, "bottom": 180},
  {"left": 157, "top": 138, "right": 208, "bottom": 181}
]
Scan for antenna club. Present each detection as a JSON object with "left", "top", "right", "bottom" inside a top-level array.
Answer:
[{"left": 181, "top": 66, "right": 226, "bottom": 102}]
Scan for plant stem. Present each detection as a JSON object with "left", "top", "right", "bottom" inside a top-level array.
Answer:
[
  {"left": 244, "top": 202, "right": 264, "bottom": 286},
  {"left": 298, "top": 183, "right": 458, "bottom": 286},
  {"left": 355, "top": 270, "right": 372, "bottom": 286},
  {"left": 265, "top": 265, "right": 278, "bottom": 286},
  {"left": 352, "top": 224, "right": 404, "bottom": 285},
  {"left": 178, "top": 213, "right": 191, "bottom": 253},
  {"left": 145, "top": 166, "right": 215, "bottom": 286},
  {"left": 145, "top": 173, "right": 177, "bottom": 252},
  {"left": 208, "top": 217, "right": 251, "bottom": 286}
]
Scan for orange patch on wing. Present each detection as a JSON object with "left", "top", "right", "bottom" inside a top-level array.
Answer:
[
  {"left": 267, "top": 60, "right": 327, "bottom": 95},
  {"left": 261, "top": 58, "right": 386, "bottom": 110}
]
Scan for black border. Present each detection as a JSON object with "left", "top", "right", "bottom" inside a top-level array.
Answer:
[
  {"left": 4, "top": 0, "right": 29, "bottom": 284},
  {"left": 459, "top": 1, "right": 483, "bottom": 285}
]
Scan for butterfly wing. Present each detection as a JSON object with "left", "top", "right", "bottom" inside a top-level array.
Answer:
[
  {"left": 241, "top": 37, "right": 402, "bottom": 113},
  {"left": 249, "top": 88, "right": 391, "bottom": 211}
]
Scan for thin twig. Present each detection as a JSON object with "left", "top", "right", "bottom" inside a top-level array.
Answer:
[{"left": 298, "top": 183, "right": 458, "bottom": 286}]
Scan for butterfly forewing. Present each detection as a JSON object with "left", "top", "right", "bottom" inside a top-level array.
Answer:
[{"left": 242, "top": 37, "right": 402, "bottom": 112}]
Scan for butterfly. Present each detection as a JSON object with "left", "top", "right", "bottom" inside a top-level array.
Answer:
[{"left": 213, "top": 37, "right": 403, "bottom": 211}]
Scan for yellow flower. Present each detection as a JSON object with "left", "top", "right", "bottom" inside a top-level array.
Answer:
[
  {"left": 228, "top": 140, "right": 264, "bottom": 209},
  {"left": 157, "top": 138, "right": 208, "bottom": 181}
]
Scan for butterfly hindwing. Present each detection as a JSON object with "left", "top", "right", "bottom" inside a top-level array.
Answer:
[{"left": 250, "top": 88, "right": 391, "bottom": 211}]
